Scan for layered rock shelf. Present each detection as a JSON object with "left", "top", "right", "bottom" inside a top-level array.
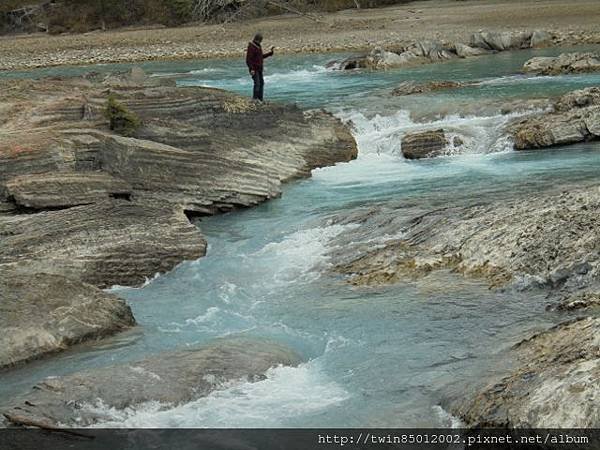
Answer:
[
  {"left": 330, "top": 184, "right": 600, "bottom": 292},
  {"left": 0, "top": 70, "right": 358, "bottom": 368},
  {"left": 510, "top": 87, "right": 600, "bottom": 150},
  {"left": 327, "top": 183, "right": 600, "bottom": 428},
  {"left": 523, "top": 52, "right": 600, "bottom": 75}
]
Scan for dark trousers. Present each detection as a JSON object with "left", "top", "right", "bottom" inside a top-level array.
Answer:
[{"left": 252, "top": 71, "right": 264, "bottom": 101}]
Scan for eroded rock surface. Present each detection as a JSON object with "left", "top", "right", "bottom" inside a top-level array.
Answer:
[
  {"left": 550, "top": 291, "right": 600, "bottom": 312},
  {"left": 0, "top": 200, "right": 206, "bottom": 288},
  {"left": 327, "top": 30, "right": 552, "bottom": 71},
  {"left": 330, "top": 185, "right": 600, "bottom": 291},
  {"left": 1, "top": 337, "right": 301, "bottom": 428},
  {"left": 391, "top": 80, "right": 464, "bottom": 96},
  {"left": 0, "top": 270, "right": 135, "bottom": 370},
  {"left": 523, "top": 52, "right": 600, "bottom": 75},
  {"left": 401, "top": 129, "right": 448, "bottom": 159},
  {"left": 510, "top": 87, "right": 600, "bottom": 150},
  {"left": 0, "top": 70, "right": 357, "bottom": 369},
  {"left": 452, "top": 318, "right": 600, "bottom": 428},
  {"left": 0, "top": 72, "right": 357, "bottom": 288}
]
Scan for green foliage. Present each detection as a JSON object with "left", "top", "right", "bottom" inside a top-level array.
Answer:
[{"left": 104, "top": 95, "right": 141, "bottom": 136}]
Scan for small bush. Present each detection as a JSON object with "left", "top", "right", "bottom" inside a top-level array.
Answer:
[{"left": 105, "top": 95, "right": 141, "bottom": 136}]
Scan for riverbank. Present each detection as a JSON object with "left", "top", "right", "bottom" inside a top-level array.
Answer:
[{"left": 1, "top": 0, "right": 600, "bottom": 71}]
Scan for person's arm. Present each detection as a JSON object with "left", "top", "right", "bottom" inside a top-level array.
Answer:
[{"left": 263, "top": 46, "right": 275, "bottom": 59}]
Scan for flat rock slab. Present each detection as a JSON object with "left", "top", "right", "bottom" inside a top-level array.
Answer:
[
  {"left": 0, "top": 200, "right": 207, "bottom": 288},
  {"left": 391, "top": 80, "right": 464, "bottom": 96},
  {"left": 1, "top": 337, "right": 301, "bottom": 428},
  {"left": 329, "top": 185, "right": 600, "bottom": 291},
  {"left": 452, "top": 317, "right": 600, "bottom": 428},
  {"left": 523, "top": 52, "right": 600, "bottom": 75},
  {"left": 5, "top": 172, "right": 132, "bottom": 209},
  {"left": 0, "top": 271, "right": 135, "bottom": 370}
]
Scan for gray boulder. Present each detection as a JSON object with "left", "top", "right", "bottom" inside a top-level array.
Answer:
[
  {"left": 530, "top": 30, "right": 553, "bottom": 48},
  {"left": 470, "top": 31, "right": 533, "bottom": 51},
  {"left": 454, "top": 43, "right": 492, "bottom": 58},
  {"left": 326, "top": 55, "right": 368, "bottom": 70},
  {"left": 408, "top": 40, "right": 457, "bottom": 61},
  {"left": 401, "top": 129, "right": 448, "bottom": 159},
  {"left": 0, "top": 270, "right": 135, "bottom": 370},
  {"left": 510, "top": 87, "right": 600, "bottom": 150},
  {"left": 2, "top": 337, "right": 301, "bottom": 428},
  {"left": 366, "top": 48, "right": 426, "bottom": 69}
]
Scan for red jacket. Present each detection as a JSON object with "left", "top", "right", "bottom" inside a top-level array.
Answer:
[{"left": 246, "top": 41, "right": 273, "bottom": 73}]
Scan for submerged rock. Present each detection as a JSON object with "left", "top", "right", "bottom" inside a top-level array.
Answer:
[
  {"left": 510, "top": 87, "right": 600, "bottom": 150},
  {"left": 452, "top": 318, "right": 600, "bottom": 428},
  {"left": 0, "top": 270, "right": 135, "bottom": 370},
  {"left": 523, "top": 52, "right": 600, "bottom": 75},
  {"left": 391, "top": 80, "right": 464, "bottom": 96},
  {"left": 1, "top": 337, "right": 301, "bottom": 428},
  {"left": 401, "top": 129, "right": 448, "bottom": 159}
]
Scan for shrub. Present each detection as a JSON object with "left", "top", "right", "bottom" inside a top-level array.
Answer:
[{"left": 104, "top": 95, "right": 141, "bottom": 136}]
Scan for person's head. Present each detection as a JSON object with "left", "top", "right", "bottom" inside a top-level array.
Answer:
[{"left": 253, "top": 33, "right": 263, "bottom": 44}]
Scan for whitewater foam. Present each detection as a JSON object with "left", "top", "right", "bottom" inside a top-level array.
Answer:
[
  {"left": 252, "top": 223, "right": 358, "bottom": 285},
  {"left": 338, "top": 106, "right": 544, "bottom": 159},
  {"left": 88, "top": 362, "right": 349, "bottom": 428}
]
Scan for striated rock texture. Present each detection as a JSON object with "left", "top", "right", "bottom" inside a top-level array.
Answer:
[
  {"left": 330, "top": 185, "right": 600, "bottom": 291},
  {"left": 391, "top": 80, "right": 464, "bottom": 96},
  {"left": 523, "top": 52, "right": 600, "bottom": 75},
  {"left": 469, "top": 30, "right": 534, "bottom": 51},
  {"left": 1, "top": 337, "right": 301, "bottom": 428},
  {"left": 0, "top": 70, "right": 357, "bottom": 368},
  {"left": 0, "top": 72, "right": 357, "bottom": 288},
  {"left": 0, "top": 270, "right": 135, "bottom": 370},
  {"left": 550, "top": 291, "right": 600, "bottom": 312},
  {"left": 452, "top": 317, "right": 600, "bottom": 428},
  {"left": 330, "top": 184, "right": 600, "bottom": 429},
  {"left": 401, "top": 129, "right": 448, "bottom": 159},
  {"left": 327, "top": 30, "right": 552, "bottom": 71},
  {"left": 510, "top": 87, "right": 600, "bottom": 150},
  {"left": 0, "top": 200, "right": 205, "bottom": 288}
]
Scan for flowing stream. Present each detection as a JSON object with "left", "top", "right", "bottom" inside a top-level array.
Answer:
[{"left": 3, "top": 46, "right": 600, "bottom": 427}]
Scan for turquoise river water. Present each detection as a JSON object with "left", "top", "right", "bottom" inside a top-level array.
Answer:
[{"left": 2, "top": 46, "right": 600, "bottom": 427}]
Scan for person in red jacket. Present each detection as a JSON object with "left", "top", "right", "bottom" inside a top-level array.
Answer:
[{"left": 246, "top": 33, "right": 274, "bottom": 101}]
